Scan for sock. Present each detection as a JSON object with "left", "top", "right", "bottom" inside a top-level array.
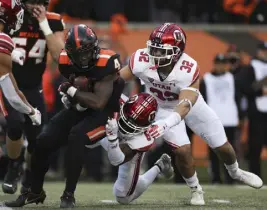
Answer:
[
  {"left": 107, "top": 140, "right": 125, "bottom": 166},
  {"left": 183, "top": 172, "right": 200, "bottom": 188},
  {"left": 65, "top": 134, "right": 85, "bottom": 193},
  {"left": 21, "top": 169, "right": 32, "bottom": 189},
  {"left": 100, "top": 137, "right": 125, "bottom": 166},
  {"left": 224, "top": 161, "right": 241, "bottom": 179}
]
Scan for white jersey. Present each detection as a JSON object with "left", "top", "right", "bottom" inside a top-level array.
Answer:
[
  {"left": 129, "top": 48, "right": 200, "bottom": 109},
  {"left": 120, "top": 132, "right": 154, "bottom": 152}
]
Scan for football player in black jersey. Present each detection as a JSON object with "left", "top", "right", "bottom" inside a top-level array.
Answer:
[
  {"left": 4, "top": 24, "right": 125, "bottom": 208},
  {"left": 2, "top": 0, "right": 65, "bottom": 194}
]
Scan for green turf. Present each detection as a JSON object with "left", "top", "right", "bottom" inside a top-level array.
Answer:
[{"left": 0, "top": 183, "right": 266, "bottom": 210}]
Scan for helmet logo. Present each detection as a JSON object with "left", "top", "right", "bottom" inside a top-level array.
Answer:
[
  {"left": 128, "top": 94, "right": 138, "bottom": 103},
  {"left": 148, "top": 110, "right": 156, "bottom": 122},
  {"left": 173, "top": 30, "right": 185, "bottom": 43}
]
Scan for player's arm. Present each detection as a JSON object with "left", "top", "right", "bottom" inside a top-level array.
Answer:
[
  {"left": 0, "top": 53, "right": 41, "bottom": 124},
  {"left": 73, "top": 73, "right": 116, "bottom": 110},
  {"left": 119, "top": 65, "right": 135, "bottom": 81},
  {"left": 148, "top": 68, "right": 200, "bottom": 139},
  {"left": 33, "top": 6, "right": 64, "bottom": 62},
  {"left": 100, "top": 118, "right": 137, "bottom": 166}
]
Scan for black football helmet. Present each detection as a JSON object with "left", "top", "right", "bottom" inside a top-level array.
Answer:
[{"left": 65, "top": 24, "right": 100, "bottom": 70}]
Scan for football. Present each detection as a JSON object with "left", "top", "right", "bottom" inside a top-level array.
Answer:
[{"left": 73, "top": 76, "right": 91, "bottom": 91}]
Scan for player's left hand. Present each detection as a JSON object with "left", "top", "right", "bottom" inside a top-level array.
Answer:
[
  {"left": 28, "top": 108, "right": 42, "bottom": 126},
  {"left": 106, "top": 118, "right": 119, "bottom": 141},
  {"left": 32, "top": 5, "right": 46, "bottom": 22},
  {"left": 147, "top": 120, "right": 168, "bottom": 139},
  {"left": 11, "top": 49, "right": 25, "bottom": 65}
]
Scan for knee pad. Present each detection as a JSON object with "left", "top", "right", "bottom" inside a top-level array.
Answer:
[
  {"left": 113, "top": 184, "right": 131, "bottom": 205},
  {"left": 7, "top": 126, "right": 23, "bottom": 140}
]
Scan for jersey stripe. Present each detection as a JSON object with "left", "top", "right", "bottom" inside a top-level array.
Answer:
[
  {"left": 0, "top": 33, "right": 14, "bottom": 55},
  {"left": 96, "top": 57, "right": 108, "bottom": 67},
  {"left": 100, "top": 49, "right": 115, "bottom": 56},
  {"left": 74, "top": 25, "right": 80, "bottom": 48},
  {"left": 86, "top": 126, "right": 106, "bottom": 141},
  {"left": 128, "top": 52, "right": 136, "bottom": 71},
  {"left": 59, "top": 52, "right": 71, "bottom": 65},
  {"left": 46, "top": 12, "right": 61, "bottom": 20},
  {"left": 191, "top": 65, "right": 200, "bottom": 84}
]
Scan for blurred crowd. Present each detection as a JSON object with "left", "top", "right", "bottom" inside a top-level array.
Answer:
[{"left": 47, "top": 0, "right": 267, "bottom": 24}]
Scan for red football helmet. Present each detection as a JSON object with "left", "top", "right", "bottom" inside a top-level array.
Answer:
[
  {"left": 147, "top": 23, "right": 186, "bottom": 67},
  {"left": 118, "top": 93, "right": 158, "bottom": 136},
  {"left": 0, "top": 0, "right": 24, "bottom": 34}
]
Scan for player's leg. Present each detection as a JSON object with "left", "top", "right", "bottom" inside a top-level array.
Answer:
[
  {"left": 21, "top": 88, "right": 47, "bottom": 192},
  {"left": 113, "top": 153, "right": 173, "bottom": 204},
  {"left": 155, "top": 108, "right": 204, "bottom": 206},
  {"left": 248, "top": 118, "right": 265, "bottom": 177},
  {"left": 185, "top": 95, "right": 263, "bottom": 189},
  {"left": 0, "top": 92, "right": 25, "bottom": 194},
  {"left": 60, "top": 110, "right": 109, "bottom": 208},
  {"left": 4, "top": 109, "right": 83, "bottom": 207}
]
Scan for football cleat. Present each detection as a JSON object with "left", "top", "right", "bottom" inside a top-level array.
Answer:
[
  {"left": 154, "top": 153, "right": 174, "bottom": 179},
  {"left": 60, "top": 191, "right": 76, "bottom": 208},
  {"left": 190, "top": 185, "right": 205, "bottom": 206},
  {"left": 4, "top": 189, "right": 46, "bottom": 207},
  {"left": 235, "top": 169, "right": 263, "bottom": 189},
  {"left": 2, "top": 160, "right": 23, "bottom": 194}
]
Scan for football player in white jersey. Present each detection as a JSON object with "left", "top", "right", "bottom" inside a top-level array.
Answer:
[
  {"left": 120, "top": 23, "right": 263, "bottom": 205},
  {"left": 99, "top": 93, "right": 174, "bottom": 204}
]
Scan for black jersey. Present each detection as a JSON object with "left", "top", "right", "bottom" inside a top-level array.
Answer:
[
  {"left": 58, "top": 49, "right": 125, "bottom": 112},
  {"left": 11, "top": 12, "right": 64, "bottom": 89}
]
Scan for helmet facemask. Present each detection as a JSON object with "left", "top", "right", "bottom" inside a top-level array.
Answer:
[
  {"left": 66, "top": 41, "right": 98, "bottom": 70},
  {"left": 146, "top": 40, "right": 180, "bottom": 67}
]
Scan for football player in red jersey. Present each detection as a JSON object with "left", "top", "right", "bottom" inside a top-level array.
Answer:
[
  {"left": 99, "top": 93, "right": 173, "bottom": 204},
  {"left": 120, "top": 23, "right": 263, "bottom": 205},
  {"left": 1, "top": 0, "right": 65, "bottom": 195},
  {"left": 0, "top": 0, "right": 42, "bottom": 192},
  {"left": 4, "top": 24, "right": 125, "bottom": 208}
]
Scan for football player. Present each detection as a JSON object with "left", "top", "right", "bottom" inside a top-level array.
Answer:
[
  {"left": 119, "top": 23, "right": 263, "bottom": 205},
  {"left": 2, "top": 0, "right": 65, "bottom": 194},
  {"left": 100, "top": 93, "right": 174, "bottom": 204},
  {"left": 4, "top": 24, "right": 125, "bottom": 208}
]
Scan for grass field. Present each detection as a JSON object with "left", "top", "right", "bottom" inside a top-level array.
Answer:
[{"left": 0, "top": 182, "right": 266, "bottom": 210}]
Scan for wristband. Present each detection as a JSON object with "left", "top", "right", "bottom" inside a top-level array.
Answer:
[{"left": 39, "top": 18, "right": 53, "bottom": 36}]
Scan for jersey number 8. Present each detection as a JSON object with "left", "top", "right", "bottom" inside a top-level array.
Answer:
[{"left": 12, "top": 37, "right": 46, "bottom": 64}]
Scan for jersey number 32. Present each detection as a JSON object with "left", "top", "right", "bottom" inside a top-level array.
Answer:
[{"left": 12, "top": 37, "right": 46, "bottom": 64}]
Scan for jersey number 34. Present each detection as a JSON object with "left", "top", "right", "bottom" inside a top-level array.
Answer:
[{"left": 12, "top": 37, "right": 46, "bottom": 64}]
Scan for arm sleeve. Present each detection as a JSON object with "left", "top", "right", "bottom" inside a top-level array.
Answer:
[{"left": 0, "top": 74, "right": 32, "bottom": 114}]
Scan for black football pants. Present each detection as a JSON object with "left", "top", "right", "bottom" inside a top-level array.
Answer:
[{"left": 31, "top": 108, "right": 110, "bottom": 194}]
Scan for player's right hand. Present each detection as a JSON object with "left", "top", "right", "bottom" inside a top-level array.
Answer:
[
  {"left": 11, "top": 49, "right": 25, "bottom": 66},
  {"left": 147, "top": 120, "right": 168, "bottom": 139},
  {"left": 28, "top": 108, "right": 41, "bottom": 126},
  {"left": 106, "top": 118, "right": 119, "bottom": 141},
  {"left": 58, "top": 82, "right": 72, "bottom": 95}
]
